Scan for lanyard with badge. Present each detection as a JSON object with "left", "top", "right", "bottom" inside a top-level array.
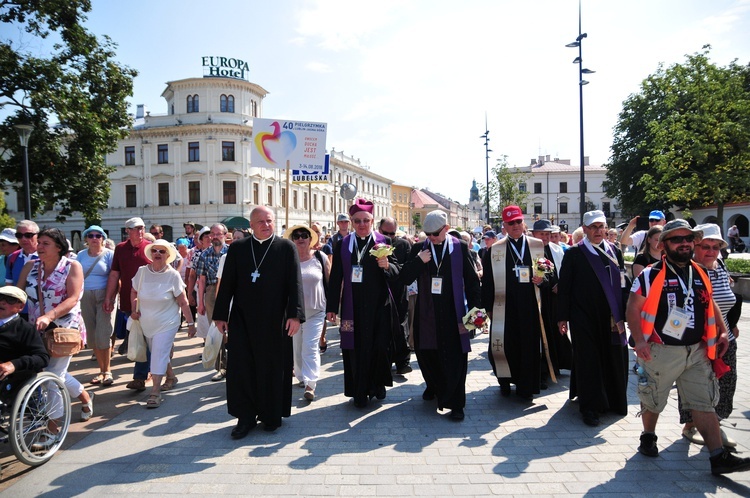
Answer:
[
  {"left": 509, "top": 237, "right": 530, "bottom": 283},
  {"left": 350, "top": 234, "right": 372, "bottom": 283},
  {"left": 593, "top": 242, "right": 627, "bottom": 288},
  {"left": 429, "top": 239, "right": 449, "bottom": 294},
  {"left": 661, "top": 261, "right": 693, "bottom": 341}
]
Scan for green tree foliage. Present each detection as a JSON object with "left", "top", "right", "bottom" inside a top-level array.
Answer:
[
  {"left": 0, "top": 191, "right": 15, "bottom": 228},
  {"left": 604, "top": 47, "right": 750, "bottom": 227},
  {"left": 0, "top": 0, "right": 137, "bottom": 224},
  {"left": 478, "top": 155, "right": 531, "bottom": 221}
]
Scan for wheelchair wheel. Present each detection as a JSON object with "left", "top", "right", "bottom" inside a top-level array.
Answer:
[{"left": 10, "top": 372, "right": 71, "bottom": 466}]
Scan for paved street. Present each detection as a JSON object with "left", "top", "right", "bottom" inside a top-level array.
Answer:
[{"left": 2, "top": 309, "right": 750, "bottom": 497}]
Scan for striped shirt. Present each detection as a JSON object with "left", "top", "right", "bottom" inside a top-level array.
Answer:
[{"left": 709, "top": 260, "right": 737, "bottom": 342}]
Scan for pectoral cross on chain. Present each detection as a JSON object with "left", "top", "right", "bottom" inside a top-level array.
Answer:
[
  {"left": 251, "top": 270, "right": 260, "bottom": 282},
  {"left": 493, "top": 339, "right": 504, "bottom": 352}
]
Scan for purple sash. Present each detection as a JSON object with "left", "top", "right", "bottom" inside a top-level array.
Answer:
[
  {"left": 579, "top": 241, "right": 626, "bottom": 346},
  {"left": 417, "top": 236, "right": 471, "bottom": 353},
  {"left": 340, "top": 231, "right": 387, "bottom": 350}
]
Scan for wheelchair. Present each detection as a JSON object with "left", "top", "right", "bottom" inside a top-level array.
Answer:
[{"left": 0, "top": 371, "right": 71, "bottom": 466}]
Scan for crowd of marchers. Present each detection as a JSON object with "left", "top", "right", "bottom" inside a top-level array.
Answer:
[{"left": 1, "top": 201, "right": 749, "bottom": 477}]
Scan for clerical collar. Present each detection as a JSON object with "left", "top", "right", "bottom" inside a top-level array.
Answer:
[{"left": 253, "top": 234, "right": 274, "bottom": 244}]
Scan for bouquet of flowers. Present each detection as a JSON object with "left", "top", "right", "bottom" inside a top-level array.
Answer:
[
  {"left": 462, "top": 307, "right": 490, "bottom": 331},
  {"left": 369, "top": 243, "right": 395, "bottom": 258},
  {"left": 534, "top": 257, "right": 554, "bottom": 278}
]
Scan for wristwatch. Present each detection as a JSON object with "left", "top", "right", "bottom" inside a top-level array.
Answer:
[{"left": 186, "top": 322, "right": 195, "bottom": 327}]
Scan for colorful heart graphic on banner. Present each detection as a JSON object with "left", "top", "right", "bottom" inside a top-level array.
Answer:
[{"left": 254, "top": 121, "right": 297, "bottom": 165}]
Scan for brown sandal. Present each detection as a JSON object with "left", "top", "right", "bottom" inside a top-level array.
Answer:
[{"left": 161, "top": 377, "right": 178, "bottom": 391}]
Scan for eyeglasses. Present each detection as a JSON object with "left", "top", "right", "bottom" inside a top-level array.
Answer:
[
  {"left": 649, "top": 219, "right": 661, "bottom": 223},
  {"left": 697, "top": 243, "right": 721, "bottom": 251},
  {"left": 588, "top": 225, "right": 607, "bottom": 232},
  {"left": 425, "top": 227, "right": 444, "bottom": 237},
  {"left": 150, "top": 248, "right": 168, "bottom": 254},
  {"left": 664, "top": 234, "right": 695, "bottom": 244},
  {"left": 86, "top": 233, "right": 103, "bottom": 239},
  {"left": 292, "top": 232, "right": 310, "bottom": 240},
  {"left": 150, "top": 232, "right": 161, "bottom": 237},
  {"left": 0, "top": 295, "right": 22, "bottom": 305},
  {"left": 15, "top": 232, "right": 37, "bottom": 239},
  {"left": 352, "top": 218, "right": 372, "bottom": 225},
  {"left": 381, "top": 231, "right": 395, "bottom": 237},
  {"left": 505, "top": 219, "right": 523, "bottom": 226}
]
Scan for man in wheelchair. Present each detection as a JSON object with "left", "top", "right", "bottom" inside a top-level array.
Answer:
[{"left": 0, "top": 286, "right": 49, "bottom": 402}]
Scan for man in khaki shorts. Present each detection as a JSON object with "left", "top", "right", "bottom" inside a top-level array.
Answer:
[{"left": 627, "top": 219, "right": 750, "bottom": 476}]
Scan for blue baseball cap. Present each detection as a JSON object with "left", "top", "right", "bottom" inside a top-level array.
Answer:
[{"left": 648, "top": 210, "right": 665, "bottom": 221}]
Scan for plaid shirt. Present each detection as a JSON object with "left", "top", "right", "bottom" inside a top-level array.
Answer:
[{"left": 194, "top": 244, "right": 228, "bottom": 286}]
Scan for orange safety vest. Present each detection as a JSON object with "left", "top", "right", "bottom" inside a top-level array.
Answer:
[{"left": 639, "top": 257, "right": 717, "bottom": 359}]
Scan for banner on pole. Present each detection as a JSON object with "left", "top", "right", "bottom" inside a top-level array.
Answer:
[{"left": 251, "top": 118, "right": 327, "bottom": 170}]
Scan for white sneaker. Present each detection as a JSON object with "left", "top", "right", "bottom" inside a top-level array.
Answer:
[
  {"left": 682, "top": 426, "right": 705, "bottom": 445},
  {"left": 721, "top": 428, "right": 738, "bottom": 448}
]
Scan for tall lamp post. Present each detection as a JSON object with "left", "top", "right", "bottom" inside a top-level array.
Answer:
[
  {"left": 480, "top": 117, "right": 492, "bottom": 225},
  {"left": 14, "top": 120, "right": 34, "bottom": 220},
  {"left": 566, "top": 1, "right": 594, "bottom": 226}
]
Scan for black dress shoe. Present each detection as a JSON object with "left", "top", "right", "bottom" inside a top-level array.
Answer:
[
  {"left": 582, "top": 410, "right": 600, "bottom": 427},
  {"left": 500, "top": 383, "right": 511, "bottom": 397},
  {"left": 422, "top": 388, "right": 436, "bottom": 401},
  {"left": 540, "top": 381, "right": 549, "bottom": 390},
  {"left": 449, "top": 408, "right": 465, "bottom": 421},
  {"left": 231, "top": 418, "right": 256, "bottom": 439},
  {"left": 354, "top": 396, "right": 368, "bottom": 408},
  {"left": 374, "top": 386, "right": 386, "bottom": 400},
  {"left": 263, "top": 420, "right": 281, "bottom": 432}
]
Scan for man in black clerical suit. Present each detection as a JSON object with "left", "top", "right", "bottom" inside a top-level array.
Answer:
[{"left": 213, "top": 206, "right": 304, "bottom": 438}]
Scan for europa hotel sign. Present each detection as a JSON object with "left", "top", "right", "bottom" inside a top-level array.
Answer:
[{"left": 202, "top": 56, "right": 249, "bottom": 80}]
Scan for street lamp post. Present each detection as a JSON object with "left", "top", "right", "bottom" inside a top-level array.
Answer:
[
  {"left": 14, "top": 121, "right": 34, "bottom": 220},
  {"left": 480, "top": 117, "right": 492, "bottom": 225},
  {"left": 566, "top": 0, "right": 594, "bottom": 227}
]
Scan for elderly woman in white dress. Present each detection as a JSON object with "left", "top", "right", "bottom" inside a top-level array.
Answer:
[{"left": 130, "top": 239, "right": 195, "bottom": 408}]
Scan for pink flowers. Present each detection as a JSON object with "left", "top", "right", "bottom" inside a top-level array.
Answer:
[
  {"left": 463, "top": 307, "right": 489, "bottom": 331},
  {"left": 534, "top": 257, "right": 554, "bottom": 277}
]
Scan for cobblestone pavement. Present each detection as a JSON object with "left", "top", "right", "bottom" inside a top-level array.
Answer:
[{"left": 3, "top": 310, "right": 750, "bottom": 497}]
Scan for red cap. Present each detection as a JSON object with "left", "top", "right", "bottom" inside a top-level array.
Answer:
[
  {"left": 502, "top": 205, "right": 524, "bottom": 223},
  {"left": 349, "top": 198, "right": 374, "bottom": 216}
]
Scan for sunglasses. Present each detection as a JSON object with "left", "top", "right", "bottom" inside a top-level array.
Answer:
[
  {"left": 425, "top": 228, "right": 444, "bottom": 237},
  {"left": 352, "top": 218, "right": 371, "bottom": 225},
  {"left": 292, "top": 232, "right": 310, "bottom": 240},
  {"left": 150, "top": 248, "right": 168, "bottom": 254},
  {"left": 505, "top": 219, "right": 523, "bottom": 226},
  {"left": 697, "top": 243, "right": 721, "bottom": 251},
  {"left": 15, "top": 232, "right": 37, "bottom": 239},
  {"left": 0, "top": 295, "right": 22, "bottom": 305},
  {"left": 664, "top": 234, "right": 695, "bottom": 244},
  {"left": 86, "top": 233, "right": 103, "bottom": 239},
  {"left": 381, "top": 231, "right": 396, "bottom": 237}
]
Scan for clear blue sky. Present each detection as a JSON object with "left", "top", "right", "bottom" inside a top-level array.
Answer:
[{"left": 9, "top": 0, "right": 750, "bottom": 204}]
